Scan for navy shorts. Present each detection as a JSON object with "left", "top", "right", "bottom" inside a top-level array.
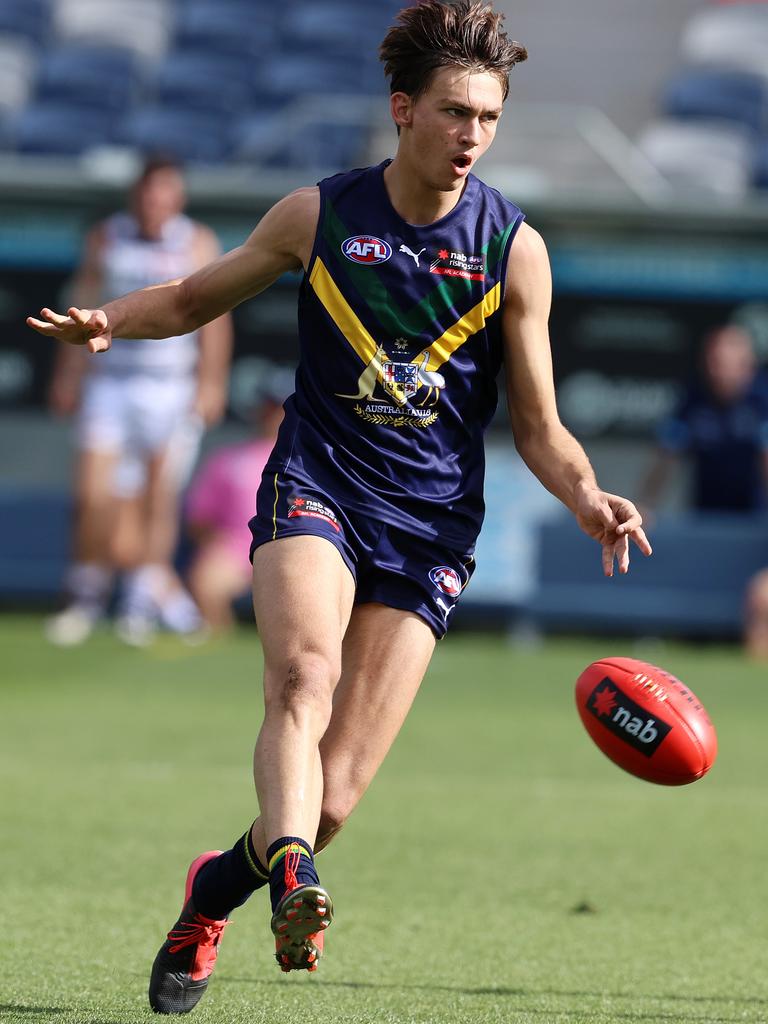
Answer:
[{"left": 249, "top": 470, "right": 475, "bottom": 638}]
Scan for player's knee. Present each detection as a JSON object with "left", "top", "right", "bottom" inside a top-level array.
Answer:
[{"left": 264, "top": 651, "right": 339, "bottom": 725}]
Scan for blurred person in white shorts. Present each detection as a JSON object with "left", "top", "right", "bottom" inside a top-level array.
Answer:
[{"left": 46, "top": 156, "right": 233, "bottom": 645}]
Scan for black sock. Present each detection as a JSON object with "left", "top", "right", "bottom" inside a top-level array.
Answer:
[
  {"left": 191, "top": 826, "right": 269, "bottom": 919},
  {"left": 266, "top": 836, "right": 319, "bottom": 912}
]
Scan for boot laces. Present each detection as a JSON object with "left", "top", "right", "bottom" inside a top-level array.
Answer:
[{"left": 168, "top": 915, "right": 228, "bottom": 954}]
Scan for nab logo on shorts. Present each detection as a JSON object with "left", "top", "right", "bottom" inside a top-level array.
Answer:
[
  {"left": 429, "top": 566, "right": 462, "bottom": 597},
  {"left": 341, "top": 235, "right": 392, "bottom": 265}
]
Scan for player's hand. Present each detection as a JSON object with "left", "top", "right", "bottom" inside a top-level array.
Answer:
[
  {"left": 26, "top": 307, "right": 112, "bottom": 354},
  {"left": 573, "top": 484, "right": 653, "bottom": 577}
]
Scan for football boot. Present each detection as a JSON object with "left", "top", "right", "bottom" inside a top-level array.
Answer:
[{"left": 148, "top": 851, "right": 229, "bottom": 1014}]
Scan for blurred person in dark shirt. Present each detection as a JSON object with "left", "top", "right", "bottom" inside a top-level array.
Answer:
[{"left": 639, "top": 325, "right": 768, "bottom": 516}]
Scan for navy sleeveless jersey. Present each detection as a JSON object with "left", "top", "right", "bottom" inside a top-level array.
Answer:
[{"left": 266, "top": 160, "right": 524, "bottom": 548}]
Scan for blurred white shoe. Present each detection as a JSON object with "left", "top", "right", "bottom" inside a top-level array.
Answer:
[
  {"left": 45, "top": 604, "right": 101, "bottom": 646},
  {"left": 114, "top": 610, "right": 157, "bottom": 647}
]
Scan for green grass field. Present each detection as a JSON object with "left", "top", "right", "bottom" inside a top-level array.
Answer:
[{"left": 2, "top": 613, "right": 767, "bottom": 1024}]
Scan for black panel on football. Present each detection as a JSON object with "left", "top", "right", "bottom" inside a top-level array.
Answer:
[{"left": 586, "top": 678, "right": 673, "bottom": 757}]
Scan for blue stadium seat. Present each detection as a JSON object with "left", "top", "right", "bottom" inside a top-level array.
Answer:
[
  {"left": 752, "top": 138, "right": 768, "bottom": 189},
  {"left": 255, "top": 53, "right": 368, "bottom": 102},
  {"left": 231, "top": 110, "right": 284, "bottom": 162},
  {"left": 233, "top": 112, "right": 366, "bottom": 170},
  {"left": 0, "top": 0, "right": 50, "bottom": 43},
  {"left": 174, "top": 1, "right": 277, "bottom": 60},
  {"left": 13, "top": 101, "right": 116, "bottom": 154},
  {"left": 0, "top": 489, "right": 71, "bottom": 598},
  {"left": 281, "top": 2, "right": 391, "bottom": 54},
  {"left": 523, "top": 513, "right": 768, "bottom": 638},
  {"left": 120, "top": 104, "right": 233, "bottom": 163},
  {"left": 35, "top": 45, "right": 139, "bottom": 113},
  {"left": 269, "top": 122, "right": 366, "bottom": 171},
  {"left": 152, "top": 50, "right": 255, "bottom": 116},
  {"left": 662, "top": 68, "right": 767, "bottom": 134}
]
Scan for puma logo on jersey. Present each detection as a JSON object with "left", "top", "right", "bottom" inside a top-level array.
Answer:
[{"left": 399, "top": 244, "right": 426, "bottom": 267}]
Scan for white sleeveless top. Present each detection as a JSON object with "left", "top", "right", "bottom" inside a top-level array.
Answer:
[{"left": 92, "top": 212, "right": 200, "bottom": 377}]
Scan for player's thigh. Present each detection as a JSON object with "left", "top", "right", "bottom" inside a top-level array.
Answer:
[
  {"left": 74, "top": 447, "right": 121, "bottom": 506},
  {"left": 319, "top": 602, "right": 436, "bottom": 815},
  {"left": 252, "top": 535, "right": 356, "bottom": 692}
]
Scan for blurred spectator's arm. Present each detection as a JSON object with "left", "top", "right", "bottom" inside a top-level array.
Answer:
[
  {"left": 191, "top": 225, "right": 233, "bottom": 427},
  {"left": 636, "top": 403, "right": 689, "bottom": 519},
  {"left": 636, "top": 449, "right": 679, "bottom": 521},
  {"left": 47, "top": 225, "right": 104, "bottom": 416}
]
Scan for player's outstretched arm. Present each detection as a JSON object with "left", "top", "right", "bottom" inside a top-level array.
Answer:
[
  {"left": 26, "top": 188, "right": 319, "bottom": 354},
  {"left": 502, "top": 223, "right": 652, "bottom": 575}
]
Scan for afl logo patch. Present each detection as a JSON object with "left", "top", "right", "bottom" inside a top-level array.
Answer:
[
  {"left": 429, "top": 566, "right": 462, "bottom": 597},
  {"left": 341, "top": 235, "right": 392, "bottom": 265}
]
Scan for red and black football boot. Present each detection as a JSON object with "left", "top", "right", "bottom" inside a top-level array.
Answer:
[
  {"left": 148, "top": 851, "right": 230, "bottom": 1014},
  {"left": 270, "top": 846, "right": 333, "bottom": 973}
]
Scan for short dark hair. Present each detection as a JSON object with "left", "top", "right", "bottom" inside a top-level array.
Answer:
[
  {"left": 137, "top": 154, "right": 184, "bottom": 183},
  {"left": 380, "top": 0, "right": 527, "bottom": 101}
]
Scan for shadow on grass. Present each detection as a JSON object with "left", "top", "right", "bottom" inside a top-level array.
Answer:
[{"left": 216, "top": 977, "right": 768, "bottom": 1020}]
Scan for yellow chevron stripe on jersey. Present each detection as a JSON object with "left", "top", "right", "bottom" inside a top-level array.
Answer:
[
  {"left": 309, "top": 257, "right": 382, "bottom": 366},
  {"left": 312, "top": 253, "right": 502, "bottom": 376},
  {"left": 417, "top": 282, "right": 502, "bottom": 372}
]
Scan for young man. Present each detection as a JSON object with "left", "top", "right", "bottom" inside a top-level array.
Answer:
[
  {"left": 46, "top": 157, "right": 233, "bottom": 646},
  {"left": 28, "top": 0, "right": 651, "bottom": 1012}
]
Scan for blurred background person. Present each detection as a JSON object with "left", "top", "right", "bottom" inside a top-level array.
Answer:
[
  {"left": 745, "top": 568, "right": 768, "bottom": 660},
  {"left": 45, "top": 156, "right": 233, "bottom": 645},
  {"left": 184, "top": 369, "right": 292, "bottom": 634},
  {"left": 638, "top": 325, "right": 768, "bottom": 519}
]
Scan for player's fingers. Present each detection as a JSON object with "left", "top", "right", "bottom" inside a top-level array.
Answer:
[
  {"left": 629, "top": 526, "right": 653, "bottom": 556},
  {"left": 87, "top": 335, "right": 110, "bottom": 354},
  {"left": 40, "top": 307, "right": 73, "bottom": 327},
  {"left": 602, "top": 542, "right": 615, "bottom": 577},
  {"left": 615, "top": 509, "right": 643, "bottom": 536},
  {"left": 26, "top": 316, "right": 60, "bottom": 334},
  {"left": 617, "top": 533, "right": 630, "bottom": 574},
  {"left": 67, "top": 306, "right": 93, "bottom": 327}
]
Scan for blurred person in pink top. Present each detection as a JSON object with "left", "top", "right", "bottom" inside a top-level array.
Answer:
[{"left": 185, "top": 369, "right": 292, "bottom": 632}]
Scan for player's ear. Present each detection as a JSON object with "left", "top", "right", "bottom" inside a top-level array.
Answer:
[{"left": 390, "top": 91, "right": 414, "bottom": 131}]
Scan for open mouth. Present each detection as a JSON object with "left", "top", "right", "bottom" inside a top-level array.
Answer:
[{"left": 451, "top": 155, "right": 472, "bottom": 174}]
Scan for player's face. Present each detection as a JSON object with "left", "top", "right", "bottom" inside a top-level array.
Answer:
[
  {"left": 395, "top": 66, "right": 504, "bottom": 190},
  {"left": 132, "top": 168, "right": 186, "bottom": 238},
  {"left": 704, "top": 327, "right": 756, "bottom": 402}
]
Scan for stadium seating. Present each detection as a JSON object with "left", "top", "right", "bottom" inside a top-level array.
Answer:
[
  {"left": 0, "top": 34, "right": 38, "bottom": 116},
  {"left": 0, "top": 0, "right": 388, "bottom": 164},
  {"left": 681, "top": 3, "right": 768, "bottom": 78},
  {"left": 152, "top": 50, "right": 255, "bottom": 116},
  {"left": 751, "top": 136, "right": 768, "bottom": 187},
  {"left": 13, "top": 101, "right": 117, "bottom": 154},
  {"left": 662, "top": 68, "right": 767, "bottom": 134},
  {"left": 119, "top": 103, "right": 233, "bottom": 163},
  {"left": 35, "top": 45, "right": 139, "bottom": 114},
  {"left": 52, "top": 0, "right": 174, "bottom": 61},
  {"left": 0, "top": 490, "right": 71, "bottom": 598},
  {"left": 173, "top": 1, "right": 277, "bottom": 60},
  {"left": 637, "top": 118, "right": 754, "bottom": 199},
  {"left": 0, "top": 0, "right": 51, "bottom": 43},
  {"left": 524, "top": 513, "right": 768, "bottom": 638}
]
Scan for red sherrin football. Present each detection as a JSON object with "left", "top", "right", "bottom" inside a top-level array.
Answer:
[{"left": 575, "top": 657, "right": 717, "bottom": 785}]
